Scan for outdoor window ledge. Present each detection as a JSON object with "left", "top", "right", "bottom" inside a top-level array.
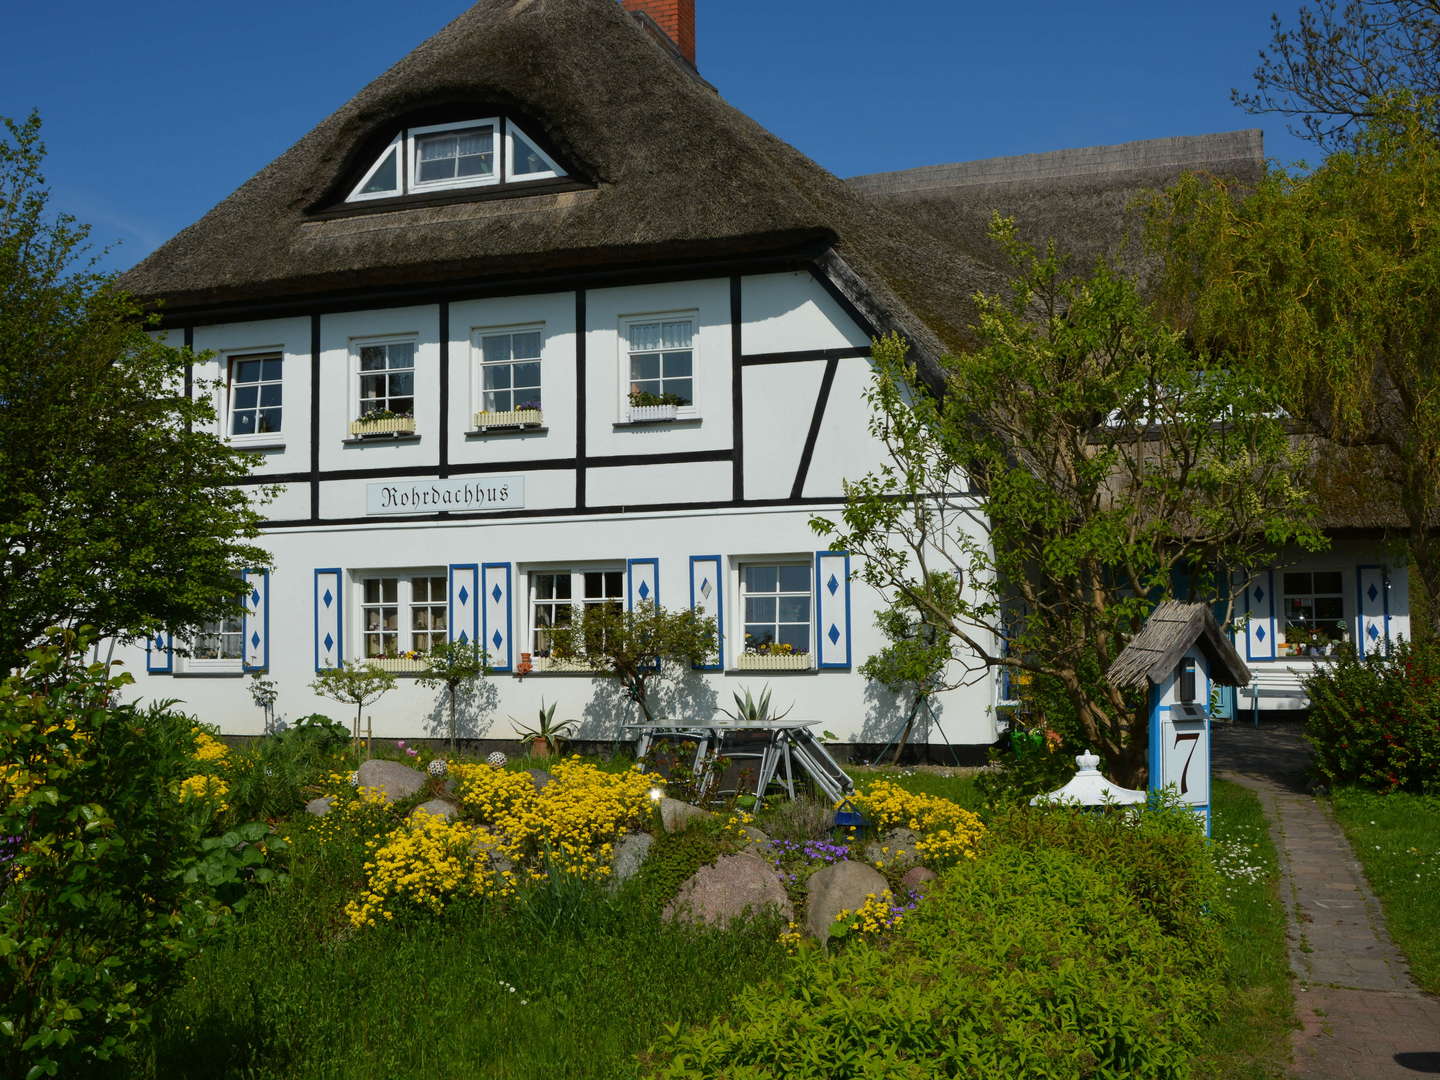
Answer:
[
  {"left": 364, "top": 657, "right": 432, "bottom": 673},
  {"left": 723, "top": 667, "right": 819, "bottom": 676},
  {"left": 227, "top": 438, "right": 287, "bottom": 452},
  {"left": 341, "top": 434, "right": 423, "bottom": 447},
  {"left": 174, "top": 669, "right": 247, "bottom": 678},
  {"left": 465, "top": 426, "right": 549, "bottom": 439},
  {"left": 612, "top": 414, "right": 703, "bottom": 429},
  {"left": 520, "top": 658, "right": 600, "bottom": 675}
]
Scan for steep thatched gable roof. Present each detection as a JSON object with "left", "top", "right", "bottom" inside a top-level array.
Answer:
[
  {"left": 119, "top": 0, "right": 998, "bottom": 367},
  {"left": 848, "top": 130, "right": 1264, "bottom": 281},
  {"left": 1107, "top": 601, "right": 1250, "bottom": 690}
]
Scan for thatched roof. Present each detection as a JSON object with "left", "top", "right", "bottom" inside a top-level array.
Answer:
[
  {"left": 1107, "top": 602, "right": 1250, "bottom": 690},
  {"left": 118, "top": 0, "right": 1000, "bottom": 369},
  {"left": 848, "top": 130, "right": 1264, "bottom": 281}
]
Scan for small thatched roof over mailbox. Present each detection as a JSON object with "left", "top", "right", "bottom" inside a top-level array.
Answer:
[{"left": 1107, "top": 601, "right": 1251, "bottom": 690}]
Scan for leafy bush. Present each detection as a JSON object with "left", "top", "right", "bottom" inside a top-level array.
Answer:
[
  {"left": 0, "top": 639, "right": 231, "bottom": 1077},
  {"left": 621, "top": 817, "right": 726, "bottom": 912},
  {"left": 647, "top": 843, "right": 1222, "bottom": 1080},
  {"left": 221, "top": 725, "right": 348, "bottom": 823},
  {"left": 986, "top": 798, "right": 1223, "bottom": 964},
  {"left": 1304, "top": 638, "right": 1440, "bottom": 792}
]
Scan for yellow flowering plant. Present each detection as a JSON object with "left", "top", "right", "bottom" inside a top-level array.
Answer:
[{"left": 850, "top": 780, "right": 985, "bottom": 867}]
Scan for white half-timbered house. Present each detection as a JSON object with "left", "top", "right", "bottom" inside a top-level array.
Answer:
[{"left": 117, "top": 0, "right": 1409, "bottom": 749}]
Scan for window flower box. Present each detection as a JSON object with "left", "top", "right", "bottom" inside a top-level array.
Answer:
[
  {"left": 474, "top": 407, "right": 543, "bottom": 429},
  {"left": 737, "top": 652, "right": 812, "bottom": 671},
  {"left": 627, "top": 403, "right": 679, "bottom": 424},
  {"left": 531, "top": 655, "right": 596, "bottom": 673},
  {"left": 350, "top": 414, "right": 416, "bottom": 437},
  {"left": 366, "top": 656, "right": 431, "bottom": 673}
]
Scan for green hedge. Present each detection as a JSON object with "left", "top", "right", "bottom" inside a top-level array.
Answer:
[
  {"left": 647, "top": 833, "right": 1223, "bottom": 1080},
  {"left": 1305, "top": 638, "right": 1440, "bottom": 793}
]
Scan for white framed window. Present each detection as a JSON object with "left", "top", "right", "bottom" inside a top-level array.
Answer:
[
  {"left": 345, "top": 118, "right": 567, "bottom": 203},
  {"left": 360, "top": 573, "right": 448, "bottom": 659},
  {"left": 740, "top": 563, "right": 813, "bottom": 660},
  {"left": 621, "top": 314, "right": 697, "bottom": 420},
  {"left": 352, "top": 338, "right": 417, "bottom": 430},
  {"left": 182, "top": 573, "right": 246, "bottom": 673},
  {"left": 1281, "top": 570, "right": 1347, "bottom": 648},
  {"left": 474, "top": 327, "right": 544, "bottom": 417},
  {"left": 528, "top": 566, "right": 624, "bottom": 657},
  {"left": 226, "top": 352, "right": 283, "bottom": 441}
]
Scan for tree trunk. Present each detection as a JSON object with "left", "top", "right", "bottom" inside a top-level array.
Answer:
[
  {"left": 448, "top": 686, "right": 457, "bottom": 756},
  {"left": 889, "top": 694, "right": 925, "bottom": 765}
]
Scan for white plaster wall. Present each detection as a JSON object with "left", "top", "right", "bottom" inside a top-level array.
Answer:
[
  {"left": 741, "top": 362, "right": 827, "bottom": 500},
  {"left": 740, "top": 272, "right": 870, "bottom": 353},
  {"left": 116, "top": 506, "right": 999, "bottom": 748},
  {"left": 585, "top": 460, "right": 731, "bottom": 507},
  {"left": 192, "top": 316, "right": 312, "bottom": 479},
  {"left": 802, "top": 356, "right": 888, "bottom": 498},
  {"left": 585, "top": 279, "right": 731, "bottom": 457},
  {"left": 318, "top": 305, "right": 441, "bottom": 474},
  {"left": 448, "top": 291, "right": 576, "bottom": 467}
]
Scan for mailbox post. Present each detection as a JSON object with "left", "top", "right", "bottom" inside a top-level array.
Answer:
[{"left": 1107, "top": 602, "right": 1251, "bottom": 838}]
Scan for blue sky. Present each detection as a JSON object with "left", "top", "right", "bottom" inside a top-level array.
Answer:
[{"left": 2, "top": 0, "right": 1314, "bottom": 273}]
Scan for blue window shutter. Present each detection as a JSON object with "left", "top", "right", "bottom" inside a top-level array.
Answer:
[
  {"left": 689, "top": 555, "right": 723, "bottom": 670},
  {"left": 314, "top": 568, "right": 344, "bottom": 671},
  {"left": 814, "top": 550, "right": 852, "bottom": 670},
  {"left": 628, "top": 558, "right": 660, "bottom": 610},
  {"left": 449, "top": 564, "right": 480, "bottom": 651},
  {"left": 146, "top": 629, "right": 173, "bottom": 674},
  {"left": 1244, "top": 571, "right": 1276, "bottom": 661},
  {"left": 242, "top": 569, "right": 270, "bottom": 672},
  {"left": 1356, "top": 565, "right": 1390, "bottom": 657},
  {"left": 482, "top": 563, "right": 513, "bottom": 672}
]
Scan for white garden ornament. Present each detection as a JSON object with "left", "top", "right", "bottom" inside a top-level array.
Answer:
[{"left": 1031, "top": 750, "right": 1147, "bottom": 807}]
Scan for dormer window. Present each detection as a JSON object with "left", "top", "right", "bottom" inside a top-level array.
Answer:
[{"left": 346, "top": 118, "right": 565, "bottom": 204}]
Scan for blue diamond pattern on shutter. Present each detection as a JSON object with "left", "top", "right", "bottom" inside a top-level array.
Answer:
[
  {"left": 481, "top": 564, "right": 513, "bottom": 671},
  {"left": 315, "top": 569, "right": 344, "bottom": 671},
  {"left": 242, "top": 569, "right": 270, "bottom": 673},
  {"left": 689, "top": 556, "right": 724, "bottom": 670},
  {"left": 1245, "top": 571, "right": 1275, "bottom": 662},
  {"left": 449, "top": 565, "right": 479, "bottom": 663},
  {"left": 628, "top": 559, "right": 659, "bottom": 611},
  {"left": 815, "top": 551, "right": 852, "bottom": 669},
  {"left": 1357, "top": 565, "right": 1389, "bottom": 658},
  {"left": 146, "top": 629, "right": 173, "bottom": 674}
]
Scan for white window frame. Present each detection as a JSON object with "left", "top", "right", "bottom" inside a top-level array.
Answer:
[
  {"left": 350, "top": 335, "right": 419, "bottom": 424},
  {"left": 1279, "top": 568, "right": 1349, "bottom": 652},
  {"left": 734, "top": 558, "right": 814, "bottom": 669},
  {"left": 618, "top": 311, "right": 699, "bottom": 421},
  {"left": 471, "top": 323, "right": 546, "bottom": 419},
  {"left": 224, "top": 351, "right": 285, "bottom": 445},
  {"left": 355, "top": 571, "right": 449, "bottom": 661},
  {"left": 506, "top": 121, "right": 562, "bottom": 181},
  {"left": 179, "top": 575, "right": 246, "bottom": 674},
  {"left": 525, "top": 564, "right": 625, "bottom": 662},
  {"left": 407, "top": 118, "right": 502, "bottom": 194},
  {"left": 347, "top": 134, "right": 404, "bottom": 202}
]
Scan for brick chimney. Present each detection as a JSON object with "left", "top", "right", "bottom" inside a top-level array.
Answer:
[{"left": 622, "top": 0, "right": 696, "bottom": 66}]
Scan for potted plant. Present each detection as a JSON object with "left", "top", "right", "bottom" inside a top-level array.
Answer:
[
  {"left": 512, "top": 699, "right": 577, "bottom": 757},
  {"left": 475, "top": 399, "right": 543, "bottom": 429},
  {"left": 366, "top": 649, "right": 431, "bottom": 672},
  {"left": 627, "top": 390, "right": 688, "bottom": 423},
  {"left": 350, "top": 408, "right": 416, "bottom": 437}
]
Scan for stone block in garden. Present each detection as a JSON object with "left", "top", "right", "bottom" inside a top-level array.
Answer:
[
  {"left": 741, "top": 825, "right": 771, "bottom": 852},
  {"left": 900, "top": 866, "right": 938, "bottom": 893},
  {"left": 664, "top": 852, "right": 794, "bottom": 927},
  {"left": 659, "top": 797, "right": 715, "bottom": 834},
  {"left": 805, "top": 860, "right": 889, "bottom": 941},
  {"left": 883, "top": 827, "right": 919, "bottom": 852},
  {"left": 409, "top": 799, "right": 459, "bottom": 821},
  {"left": 305, "top": 796, "right": 333, "bottom": 817},
  {"left": 356, "top": 759, "right": 426, "bottom": 802},
  {"left": 527, "top": 769, "right": 553, "bottom": 790},
  {"left": 610, "top": 832, "right": 654, "bottom": 884}
]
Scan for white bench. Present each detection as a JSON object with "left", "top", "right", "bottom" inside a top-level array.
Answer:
[{"left": 1241, "top": 666, "right": 1310, "bottom": 726}]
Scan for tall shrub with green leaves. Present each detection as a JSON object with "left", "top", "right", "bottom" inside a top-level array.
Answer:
[
  {"left": 1304, "top": 638, "right": 1440, "bottom": 792},
  {"left": 0, "top": 636, "right": 214, "bottom": 1077}
]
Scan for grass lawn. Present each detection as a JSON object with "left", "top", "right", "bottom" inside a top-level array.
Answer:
[
  {"left": 1330, "top": 786, "right": 1440, "bottom": 995},
  {"left": 1191, "top": 778, "right": 1296, "bottom": 1080}
]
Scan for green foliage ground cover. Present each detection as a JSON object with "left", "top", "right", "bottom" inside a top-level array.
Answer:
[
  {"left": 843, "top": 765, "right": 981, "bottom": 808},
  {"left": 1330, "top": 786, "right": 1440, "bottom": 995}
]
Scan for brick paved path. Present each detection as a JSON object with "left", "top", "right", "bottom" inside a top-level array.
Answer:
[{"left": 1214, "top": 722, "right": 1440, "bottom": 1079}]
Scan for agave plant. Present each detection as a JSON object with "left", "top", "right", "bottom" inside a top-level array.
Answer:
[
  {"left": 720, "top": 685, "right": 793, "bottom": 726},
  {"left": 511, "top": 699, "right": 577, "bottom": 757}
]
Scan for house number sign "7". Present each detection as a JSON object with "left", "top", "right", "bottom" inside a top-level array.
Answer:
[{"left": 1173, "top": 730, "right": 1200, "bottom": 795}]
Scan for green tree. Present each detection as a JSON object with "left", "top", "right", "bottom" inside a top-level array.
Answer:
[
  {"left": 415, "top": 640, "right": 489, "bottom": 755},
  {"left": 0, "top": 112, "right": 270, "bottom": 669},
  {"left": 1149, "top": 98, "right": 1440, "bottom": 633},
  {"left": 310, "top": 662, "right": 397, "bottom": 757},
  {"left": 1235, "top": 0, "right": 1440, "bottom": 151},
  {"left": 546, "top": 602, "right": 716, "bottom": 724},
  {"left": 813, "top": 221, "right": 1319, "bottom": 785}
]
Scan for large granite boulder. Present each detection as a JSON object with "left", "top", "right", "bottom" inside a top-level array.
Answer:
[
  {"left": 664, "top": 852, "right": 793, "bottom": 927},
  {"left": 356, "top": 759, "right": 427, "bottom": 802},
  {"left": 610, "top": 832, "right": 654, "bottom": 884},
  {"left": 659, "top": 797, "right": 715, "bottom": 834},
  {"left": 409, "top": 799, "right": 459, "bottom": 822},
  {"left": 527, "top": 769, "right": 554, "bottom": 790},
  {"left": 806, "top": 860, "right": 890, "bottom": 942},
  {"left": 900, "top": 866, "right": 939, "bottom": 893},
  {"left": 305, "top": 796, "right": 333, "bottom": 817}
]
